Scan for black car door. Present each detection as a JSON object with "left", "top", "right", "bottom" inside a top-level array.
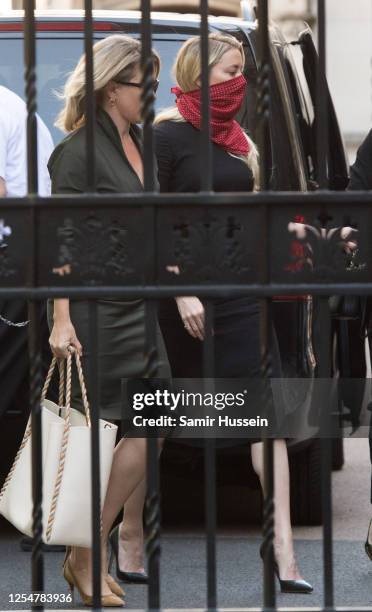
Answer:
[{"left": 288, "top": 27, "right": 349, "bottom": 190}]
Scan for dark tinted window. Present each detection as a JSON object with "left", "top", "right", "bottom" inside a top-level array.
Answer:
[
  {"left": 236, "top": 37, "right": 303, "bottom": 190},
  {"left": 269, "top": 51, "right": 304, "bottom": 191},
  {"left": 0, "top": 30, "right": 308, "bottom": 192},
  {"left": 283, "top": 43, "right": 316, "bottom": 183},
  {"left": 0, "top": 37, "right": 183, "bottom": 144},
  {"left": 288, "top": 32, "right": 348, "bottom": 190}
]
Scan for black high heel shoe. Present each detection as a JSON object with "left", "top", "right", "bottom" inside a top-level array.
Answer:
[
  {"left": 259, "top": 543, "right": 313, "bottom": 594},
  {"left": 365, "top": 518, "right": 372, "bottom": 561},
  {"left": 109, "top": 525, "right": 148, "bottom": 584}
]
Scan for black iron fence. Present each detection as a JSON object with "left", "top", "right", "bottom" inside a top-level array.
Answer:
[{"left": 0, "top": 0, "right": 371, "bottom": 610}]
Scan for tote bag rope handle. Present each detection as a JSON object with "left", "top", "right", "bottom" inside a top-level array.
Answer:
[
  {"left": 45, "top": 353, "right": 73, "bottom": 541},
  {"left": 45, "top": 351, "right": 94, "bottom": 541},
  {"left": 58, "top": 359, "right": 65, "bottom": 407},
  {"left": 75, "top": 353, "right": 91, "bottom": 428},
  {"left": 41, "top": 354, "right": 91, "bottom": 425},
  {"left": 41, "top": 356, "right": 65, "bottom": 406},
  {"left": 0, "top": 357, "right": 63, "bottom": 503}
]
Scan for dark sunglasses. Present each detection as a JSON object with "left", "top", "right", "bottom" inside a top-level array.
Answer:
[{"left": 114, "top": 78, "right": 159, "bottom": 93}]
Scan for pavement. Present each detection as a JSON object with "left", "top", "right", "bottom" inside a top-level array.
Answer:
[{"left": 0, "top": 438, "right": 371, "bottom": 611}]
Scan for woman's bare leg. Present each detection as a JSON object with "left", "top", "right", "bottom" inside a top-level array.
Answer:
[
  {"left": 116, "top": 438, "right": 164, "bottom": 573},
  {"left": 116, "top": 479, "right": 147, "bottom": 574},
  {"left": 251, "top": 439, "right": 303, "bottom": 580},
  {"left": 101, "top": 437, "right": 148, "bottom": 543},
  {"left": 68, "top": 437, "right": 147, "bottom": 595}
]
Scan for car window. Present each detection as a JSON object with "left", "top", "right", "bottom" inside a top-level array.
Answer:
[
  {"left": 270, "top": 46, "right": 306, "bottom": 191},
  {"left": 287, "top": 42, "right": 314, "bottom": 124},
  {"left": 236, "top": 33, "right": 306, "bottom": 191},
  {"left": 0, "top": 29, "right": 311, "bottom": 193},
  {"left": 290, "top": 30, "right": 349, "bottom": 190},
  {"left": 0, "top": 36, "right": 183, "bottom": 144},
  {"left": 267, "top": 42, "right": 312, "bottom": 191},
  {"left": 281, "top": 45, "right": 316, "bottom": 184}
]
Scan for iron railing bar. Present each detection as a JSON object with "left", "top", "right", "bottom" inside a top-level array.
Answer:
[
  {"left": 257, "top": 0, "right": 276, "bottom": 608},
  {"left": 145, "top": 300, "right": 161, "bottom": 612},
  {"left": 3, "top": 189, "right": 372, "bottom": 206},
  {"left": 83, "top": 2, "right": 101, "bottom": 607},
  {"left": 316, "top": 0, "right": 329, "bottom": 190},
  {"left": 143, "top": 207, "right": 161, "bottom": 612},
  {"left": 84, "top": 0, "right": 95, "bottom": 193},
  {"left": 257, "top": 0, "right": 271, "bottom": 193},
  {"left": 316, "top": 2, "right": 334, "bottom": 604},
  {"left": 88, "top": 300, "right": 102, "bottom": 610},
  {"left": 140, "top": 0, "right": 161, "bottom": 603},
  {"left": 141, "top": 0, "right": 155, "bottom": 192},
  {"left": 5, "top": 283, "right": 372, "bottom": 299},
  {"left": 24, "top": 2, "right": 38, "bottom": 197},
  {"left": 322, "top": 436, "right": 334, "bottom": 609},
  {"left": 318, "top": 298, "right": 334, "bottom": 609},
  {"left": 200, "top": 0, "right": 212, "bottom": 193},
  {"left": 204, "top": 435, "right": 217, "bottom": 612},
  {"left": 24, "top": 1, "right": 44, "bottom": 607},
  {"left": 145, "top": 432, "right": 161, "bottom": 612},
  {"left": 203, "top": 301, "right": 217, "bottom": 611},
  {"left": 260, "top": 212, "right": 276, "bottom": 612},
  {"left": 262, "top": 424, "right": 275, "bottom": 612},
  {"left": 29, "top": 304, "right": 44, "bottom": 610}
]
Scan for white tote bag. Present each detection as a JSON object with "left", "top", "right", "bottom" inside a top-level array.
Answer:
[{"left": 0, "top": 353, "right": 117, "bottom": 547}]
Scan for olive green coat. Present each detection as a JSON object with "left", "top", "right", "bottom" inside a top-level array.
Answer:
[
  {"left": 48, "top": 108, "right": 154, "bottom": 194},
  {"left": 47, "top": 108, "right": 169, "bottom": 420}
]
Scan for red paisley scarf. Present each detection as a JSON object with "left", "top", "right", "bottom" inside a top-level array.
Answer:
[{"left": 171, "top": 74, "right": 249, "bottom": 156}]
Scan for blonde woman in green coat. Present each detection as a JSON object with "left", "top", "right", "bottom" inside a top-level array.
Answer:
[{"left": 48, "top": 34, "right": 166, "bottom": 607}]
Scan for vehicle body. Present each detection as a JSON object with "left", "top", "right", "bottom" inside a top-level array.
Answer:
[{"left": 0, "top": 10, "right": 349, "bottom": 525}]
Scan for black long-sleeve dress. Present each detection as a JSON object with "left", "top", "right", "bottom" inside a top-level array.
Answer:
[
  {"left": 349, "top": 129, "right": 372, "bottom": 500},
  {"left": 154, "top": 120, "right": 282, "bottom": 440}
]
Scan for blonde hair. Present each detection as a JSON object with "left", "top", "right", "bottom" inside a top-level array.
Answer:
[
  {"left": 155, "top": 33, "right": 259, "bottom": 188},
  {"left": 56, "top": 34, "right": 160, "bottom": 133}
]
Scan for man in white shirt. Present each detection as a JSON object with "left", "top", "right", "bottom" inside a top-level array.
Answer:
[
  {"left": 0, "top": 85, "right": 54, "bottom": 197},
  {"left": 0, "top": 85, "right": 54, "bottom": 386},
  {"left": 0, "top": 86, "right": 60, "bottom": 551}
]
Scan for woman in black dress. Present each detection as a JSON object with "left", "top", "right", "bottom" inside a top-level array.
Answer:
[
  {"left": 348, "top": 129, "right": 372, "bottom": 559},
  {"left": 154, "top": 33, "right": 312, "bottom": 594}
]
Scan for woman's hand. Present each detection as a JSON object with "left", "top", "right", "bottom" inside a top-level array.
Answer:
[
  {"left": 49, "top": 319, "right": 82, "bottom": 359},
  {"left": 340, "top": 226, "right": 358, "bottom": 254},
  {"left": 175, "top": 296, "right": 205, "bottom": 341}
]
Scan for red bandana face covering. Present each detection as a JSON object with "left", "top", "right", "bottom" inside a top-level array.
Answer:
[{"left": 171, "top": 74, "right": 249, "bottom": 156}]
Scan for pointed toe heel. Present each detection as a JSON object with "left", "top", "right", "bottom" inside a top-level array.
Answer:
[
  {"left": 63, "top": 554, "right": 125, "bottom": 607},
  {"left": 259, "top": 543, "right": 313, "bottom": 594},
  {"left": 365, "top": 518, "right": 372, "bottom": 561},
  {"left": 109, "top": 525, "right": 148, "bottom": 584},
  {"left": 101, "top": 593, "right": 125, "bottom": 608},
  {"left": 106, "top": 574, "right": 126, "bottom": 597},
  {"left": 118, "top": 571, "right": 148, "bottom": 584},
  {"left": 277, "top": 577, "right": 313, "bottom": 594}
]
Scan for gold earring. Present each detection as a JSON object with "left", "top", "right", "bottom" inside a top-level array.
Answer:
[{"left": 110, "top": 97, "right": 116, "bottom": 106}]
